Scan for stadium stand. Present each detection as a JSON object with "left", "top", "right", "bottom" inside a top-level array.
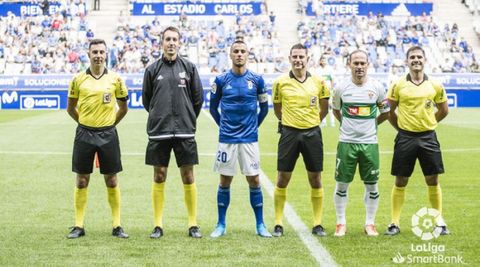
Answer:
[
  {"left": 111, "top": 0, "right": 280, "bottom": 73},
  {"left": 0, "top": 0, "right": 479, "bottom": 74},
  {"left": 0, "top": 0, "right": 90, "bottom": 74},
  {"left": 301, "top": 0, "right": 480, "bottom": 74}
]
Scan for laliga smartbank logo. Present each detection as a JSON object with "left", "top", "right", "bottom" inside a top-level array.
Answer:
[
  {"left": 411, "top": 207, "right": 442, "bottom": 241},
  {"left": 391, "top": 207, "right": 465, "bottom": 265}
]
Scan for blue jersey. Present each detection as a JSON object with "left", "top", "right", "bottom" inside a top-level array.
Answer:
[{"left": 210, "top": 69, "right": 269, "bottom": 143}]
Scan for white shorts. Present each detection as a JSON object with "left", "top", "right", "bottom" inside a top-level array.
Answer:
[{"left": 213, "top": 142, "right": 260, "bottom": 176}]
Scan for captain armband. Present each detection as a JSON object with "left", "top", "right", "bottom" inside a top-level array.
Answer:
[{"left": 258, "top": 93, "right": 268, "bottom": 103}]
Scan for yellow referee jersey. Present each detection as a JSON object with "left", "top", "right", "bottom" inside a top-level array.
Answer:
[
  {"left": 273, "top": 71, "right": 330, "bottom": 129},
  {"left": 387, "top": 74, "right": 447, "bottom": 132},
  {"left": 68, "top": 68, "right": 128, "bottom": 128}
]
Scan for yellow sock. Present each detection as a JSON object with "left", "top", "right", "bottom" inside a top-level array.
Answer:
[
  {"left": 274, "top": 186, "right": 287, "bottom": 225},
  {"left": 428, "top": 185, "right": 442, "bottom": 214},
  {"left": 311, "top": 187, "right": 324, "bottom": 226},
  {"left": 152, "top": 182, "right": 165, "bottom": 228},
  {"left": 391, "top": 185, "right": 406, "bottom": 226},
  {"left": 184, "top": 183, "right": 198, "bottom": 227},
  {"left": 107, "top": 186, "right": 121, "bottom": 228},
  {"left": 74, "top": 187, "right": 88, "bottom": 228}
]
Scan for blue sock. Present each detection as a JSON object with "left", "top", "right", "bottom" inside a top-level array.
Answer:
[
  {"left": 249, "top": 187, "right": 264, "bottom": 226},
  {"left": 217, "top": 186, "right": 230, "bottom": 226}
]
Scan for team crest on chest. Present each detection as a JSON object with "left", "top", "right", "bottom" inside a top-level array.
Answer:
[
  {"left": 247, "top": 80, "right": 253, "bottom": 89},
  {"left": 179, "top": 72, "right": 186, "bottom": 78},
  {"left": 179, "top": 79, "right": 186, "bottom": 87}
]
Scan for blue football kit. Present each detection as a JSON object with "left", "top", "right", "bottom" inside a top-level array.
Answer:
[{"left": 209, "top": 69, "right": 269, "bottom": 143}]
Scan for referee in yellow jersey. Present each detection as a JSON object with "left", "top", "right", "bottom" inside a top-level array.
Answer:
[
  {"left": 66, "top": 39, "right": 129, "bottom": 239},
  {"left": 271, "top": 43, "right": 330, "bottom": 237},
  {"left": 385, "top": 46, "right": 450, "bottom": 236}
]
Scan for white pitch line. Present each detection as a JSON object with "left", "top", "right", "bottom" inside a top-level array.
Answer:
[
  {"left": 201, "top": 109, "right": 338, "bottom": 266},
  {"left": 259, "top": 170, "right": 339, "bottom": 267}
]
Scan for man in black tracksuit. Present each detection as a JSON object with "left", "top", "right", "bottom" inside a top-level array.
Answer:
[{"left": 142, "top": 26, "right": 204, "bottom": 239}]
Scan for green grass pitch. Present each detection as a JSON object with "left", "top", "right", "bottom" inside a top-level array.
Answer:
[{"left": 0, "top": 108, "right": 479, "bottom": 266}]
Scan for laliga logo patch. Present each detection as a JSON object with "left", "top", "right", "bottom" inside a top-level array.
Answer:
[
  {"left": 411, "top": 207, "right": 443, "bottom": 241},
  {"left": 211, "top": 83, "right": 217, "bottom": 94}
]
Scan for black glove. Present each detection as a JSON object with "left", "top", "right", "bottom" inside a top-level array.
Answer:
[{"left": 277, "top": 121, "right": 283, "bottom": 134}]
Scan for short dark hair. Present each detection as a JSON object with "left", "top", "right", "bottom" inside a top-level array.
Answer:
[
  {"left": 406, "top": 46, "right": 425, "bottom": 58},
  {"left": 290, "top": 43, "right": 307, "bottom": 55},
  {"left": 161, "top": 26, "right": 181, "bottom": 41},
  {"left": 347, "top": 50, "right": 369, "bottom": 63},
  {"left": 89, "top": 39, "right": 106, "bottom": 50},
  {"left": 230, "top": 40, "right": 247, "bottom": 52}
]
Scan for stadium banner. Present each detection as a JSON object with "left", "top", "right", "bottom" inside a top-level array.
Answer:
[
  {"left": 131, "top": 2, "right": 263, "bottom": 16},
  {"left": 0, "top": 2, "right": 68, "bottom": 17},
  {"left": 1, "top": 74, "right": 480, "bottom": 109},
  {"left": 306, "top": 2, "right": 433, "bottom": 16}
]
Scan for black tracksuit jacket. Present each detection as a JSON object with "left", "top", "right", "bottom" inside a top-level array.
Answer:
[{"left": 142, "top": 56, "right": 204, "bottom": 140}]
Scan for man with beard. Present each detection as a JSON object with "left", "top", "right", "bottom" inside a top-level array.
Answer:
[{"left": 66, "top": 39, "right": 129, "bottom": 239}]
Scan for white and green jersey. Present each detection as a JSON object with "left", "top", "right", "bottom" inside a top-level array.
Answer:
[{"left": 332, "top": 78, "right": 389, "bottom": 144}]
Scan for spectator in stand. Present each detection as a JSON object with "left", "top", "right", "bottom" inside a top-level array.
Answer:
[
  {"left": 86, "top": 29, "right": 94, "bottom": 40},
  {"left": 39, "top": 0, "right": 49, "bottom": 16}
]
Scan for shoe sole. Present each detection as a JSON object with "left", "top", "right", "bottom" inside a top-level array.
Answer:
[
  {"left": 210, "top": 231, "right": 226, "bottom": 238},
  {"left": 313, "top": 233, "right": 327, "bottom": 237},
  {"left": 257, "top": 232, "right": 273, "bottom": 238},
  {"left": 189, "top": 233, "right": 202, "bottom": 238},
  {"left": 365, "top": 229, "right": 378, "bottom": 236},
  {"left": 334, "top": 227, "right": 346, "bottom": 237},
  {"left": 384, "top": 231, "right": 400, "bottom": 236},
  {"left": 67, "top": 232, "right": 85, "bottom": 239},
  {"left": 67, "top": 235, "right": 84, "bottom": 239}
]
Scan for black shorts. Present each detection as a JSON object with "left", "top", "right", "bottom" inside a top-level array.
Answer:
[
  {"left": 391, "top": 129, "right": 445, "bottom": 177},
  {"left": 277, "top": 126, "right": 323, "bottom": 172},
  {"left": 145, "top": 138, "right": 199, "bottom": 167},
  {"left": 72, "top": 125, "right": 122, "bottom": 175}
]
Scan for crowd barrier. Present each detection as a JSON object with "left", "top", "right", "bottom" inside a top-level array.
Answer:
[{"left": 0, "top": 73, "right": 479, "bottom": 110}]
